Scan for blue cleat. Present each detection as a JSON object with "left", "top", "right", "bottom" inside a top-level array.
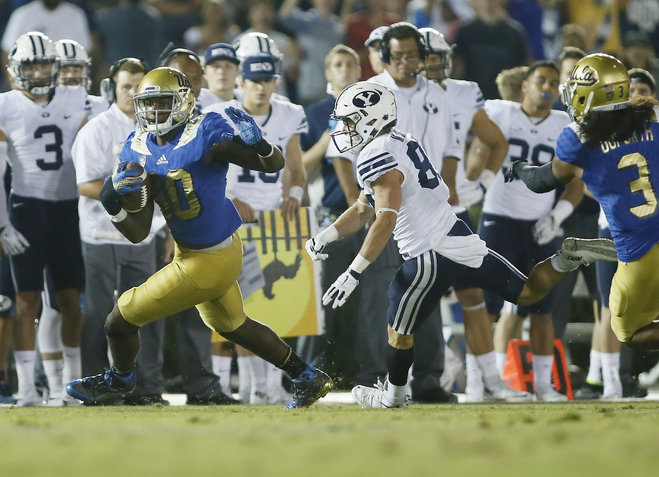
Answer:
[
  {"left": 66, "top": 368, "right": 136, "bottom": 405},
  {"left": 285, "top": 367, "right": 333, "bottom": 409}
]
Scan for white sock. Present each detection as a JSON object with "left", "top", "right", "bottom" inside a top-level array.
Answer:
[
  {"left": 212, "top": 355, "right": 233, "bottom": 396},
  {"left": 495, "top": 352, "right": 507, "bottom": 376},
  {"left": 465, "top": 353, "right": 484, "bottom": 397},
  {"left": 62, "top": 346, "right": 81, "bottom": 384},
  {"left": 532, "top": 354, "right": 554, "bottom": 393},
  {"left": 551, "top": 252, "right": 578, "bottom": 273},
  {"left": 249, "top": 357, "right": 268, "bottom": 403},
  {"left": 36, "top": 307, "right": 62, "bottom": 354},
  {"left": 14, "top": 350, "right": 38, "bottom": 399},
  {"left": 601, "top": 352, "right": 622, "bottom": 398},
  {"left": 476, "top": 351, "right": 502, "bottom": 390},
  {"left": 586, "top": 349, "right": 603, "bottom": 384},
  {"left": 236, "top": 356, "right": 251, "bottom": 402},
  {"left": 385, "top": 379, "right": 407, "bottom": 404},
  {"left": 266, "top": 362, "right": 283, "bottom": 393},
  {"left": 42, "top": 358, "right": 64, "bottom": 398}
]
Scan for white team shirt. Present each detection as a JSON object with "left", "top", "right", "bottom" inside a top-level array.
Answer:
[
  {"left": 71, "top": 103, "right": 165, "bottom": 245},
  {"left": 204, "top": 97, "right": 308, "bottom": 210},
  {"left": 482, "top": 100, "right": 569, "bottom": 220},
  {"left": 85, "top": 94, "right": 109, "bottom": 120},
  {"left": 0, "top": 86, "right": 88, "bottom": 201},
  {"left": 370, "top": 71, "right": 463, "bottom": 171},
  {"left": 442, "top": 79, "right": 485, "bottom": 188},
  {"left": 357, "top": 129, "right": 456, "bottom": 259}
]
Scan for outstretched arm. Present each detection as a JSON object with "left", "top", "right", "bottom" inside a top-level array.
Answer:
[{"left": 506, "top": 156, "right": 582, "bottom": 193}]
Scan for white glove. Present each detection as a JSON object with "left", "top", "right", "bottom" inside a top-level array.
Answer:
[
  {"left": 322, "top": 269, "right": 360, "bottom": 309},
  {"left": 0, "top": 224, "right": 30, "bottom": 255},
  {"left": 533, "top": 200, "right": 574, "bottom": 245},
  {"left": 457, "top": 180, "right": 484, "bottom": 208},
  {"left": 305, "top": 235, "right": 329, "bottom": 261},
  {"left": 305, "top": 224, "right": 339, "bottom": 261}
]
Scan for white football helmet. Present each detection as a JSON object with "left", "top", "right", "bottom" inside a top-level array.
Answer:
[
  {"left": 330, "top": 82, "right": 397, "bottom": 153},
  {"left": 234, "top": 32, "right": 283, "bottom": 72},
  {"left": 419, "top": 27, "right": 452, "bottom": 82},
  {"left": 54, "top": 39, "right": 91, "bottom": 91},
  {"left": 7, "top": 31, "right": 58, "bottom": 96}
]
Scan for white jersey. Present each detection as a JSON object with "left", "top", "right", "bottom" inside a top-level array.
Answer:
[
  {"left": 356, "top": 129, "right": 457, "bottom": 259},
  {"left": 482, "top": 100, "right": 569, "bottom": 220},
  {"left": 205, "top": 98, "right": 308, "bottom": 210},
  {"left": 0, "top": 86, "right": 88, "bottom": 201},
  {"left": 85, "top": 94, "right": 109, "bottom": 120},
  {"left": 197, "top": 88, "right": 224, "bottom": 110},
  {"left": 370, "top": 71, "right": 463, "bottom": 171},
  {"left": 441, "top": 79, "right": 485, "bottom": 188},
  {"left": 71, "top": 103, "right": 165, "bottom": 245}
]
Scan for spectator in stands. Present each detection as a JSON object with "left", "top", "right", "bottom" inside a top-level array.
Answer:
[
  {"left": 279, "top": 0, "right": 345, "bottom": 106},
  {"left": 182, "top": 0, "right": 238, "bottom": 56},
  {"left": 453, "top": 0, "right": 532, "bottom": 99},
  {"left": 619, "top": 30, "right": 657, "bottom": 78}
]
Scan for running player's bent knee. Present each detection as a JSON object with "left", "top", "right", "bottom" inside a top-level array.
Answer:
[{"left": 104, "top": 314, "right": 139, "bottom": 339}]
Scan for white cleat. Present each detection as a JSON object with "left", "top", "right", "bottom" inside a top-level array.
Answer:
[
  {"left": 485, "top": 383, "right": 533, "bottom": 403},
  {"left": 560, "top": 237, "right": 618, "bottom": 266},
  {"left": 352, "top": 380, "right": 409, "bottom": 409},
  {"left": 534, "top": 388, "right": 569, "bottom": 402}
]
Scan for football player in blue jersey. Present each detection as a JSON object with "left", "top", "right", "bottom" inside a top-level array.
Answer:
[
  {"left": 508, "top": 53, "right": 659, "bottom": 350},
  {"left": 67, "top": 67, "right": 332, "bottom": 407}
]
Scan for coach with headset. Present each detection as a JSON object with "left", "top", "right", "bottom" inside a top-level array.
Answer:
[
  {"left": 370, "top": 22, "right": 464, "bottom": 403},
  {"left": 72, "top": 58, "right": 170, "bottom": 405}
]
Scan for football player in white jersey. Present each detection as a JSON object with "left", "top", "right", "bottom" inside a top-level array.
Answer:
[
  {"left": 203, "top": 53, "right": 307, "bottom": 404},
  {"left": 54, "top": 39, "right": 108, "bottom": 119},
  {"left": 418, "top": 27, "right": 528, "bottom": 402},
  {"left": 0, "top": 31, "right": 88, "bottom": 406},
  {"left": 307, "top": 81, "right": 616, "bottom": 408},
  {"left": 472, "top": 61, "right": 584, "bottom": 401}
]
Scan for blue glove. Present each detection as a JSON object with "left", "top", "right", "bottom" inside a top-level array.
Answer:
[
  {"left": 112, "top": 161, "right": 144, "bottom": 196},
  {"left": 504, "top": 160, "right": 525, "bottom": 183},
  {"left": 224, "top": 106, "right": 262, "bottom": 146}
]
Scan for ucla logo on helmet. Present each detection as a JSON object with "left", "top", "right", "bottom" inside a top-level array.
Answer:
[
  {"left": 173, "top": 73, "right": 191, "bottom": 88},
  {"left": 352, "top": 90, "right": 381, "bottom": 108},
  {"left": 571, "top": 65, "right": 597, "bottom": 86}
]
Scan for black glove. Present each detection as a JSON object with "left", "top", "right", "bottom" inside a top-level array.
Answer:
[
  {"left": 99, "top": 177, "right": 122, "bottom": 215},
  {"left": 504, "top": 160, "right": 525, "bottom": 183}
]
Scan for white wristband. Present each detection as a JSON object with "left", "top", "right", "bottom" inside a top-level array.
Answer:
[
  {"left": 109, "top": 208, "right": 128, "bottom": 223},
  {"left": 479, "top": 169, "right": 496, "bottom": 189},
  {"left": 288, "top": 185, "right": 304, "bottom": 202},
  {"left": 319, "top": 224, "right": 339, "bottom": 243},
  {"left": 551, "top": 199, "right": 574, "bottom": 225},
  {"left": 349, "top": 253, "right": 371, "bottom": 273}
]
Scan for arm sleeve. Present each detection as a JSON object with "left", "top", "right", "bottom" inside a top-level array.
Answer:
[{"left": 513, "top": 161, "right": 563, "bottom": 193}]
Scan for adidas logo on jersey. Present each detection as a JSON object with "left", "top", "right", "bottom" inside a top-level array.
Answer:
[{"left": 156, "top": 155, "right": 168, "bottom": 165}]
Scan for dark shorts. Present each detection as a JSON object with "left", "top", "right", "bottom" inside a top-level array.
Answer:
[
  {"left": 479, "top": 212, "right": 561, "bottom": 315},
  {"left": 387, "top": 219, "right": 527, "bottom": 335},
  {"left": 0, "top": 258, "right": 15, "bottom": 316},
  {"left": 596, "top": 227, "right": 617, "bottom": 307},
  {"left": 8, "top": 194, "right": 84, "bottom": 293}
]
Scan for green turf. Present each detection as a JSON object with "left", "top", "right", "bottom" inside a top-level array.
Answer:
[{"left": 1, "top": 401, "right": 657, "bottom": 477}]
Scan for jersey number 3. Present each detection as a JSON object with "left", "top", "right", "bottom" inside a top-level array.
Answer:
[
  {"left": 618, "top": 152, "right": 657, "bottom": 218},
  {"left": 35, "top": 125, "right": 63, "bottom": 170}
]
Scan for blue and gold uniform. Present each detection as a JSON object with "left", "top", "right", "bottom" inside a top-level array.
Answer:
[
  {"left": 117, "top": 112, "right": 247, "bottom": 333},
  {"left": 556, "top": 113, "right": 659, "bottom": 340}
]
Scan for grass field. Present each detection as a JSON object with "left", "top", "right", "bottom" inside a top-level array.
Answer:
[{"left": 2, "top": 399, "right": 657, "bottom": 477}]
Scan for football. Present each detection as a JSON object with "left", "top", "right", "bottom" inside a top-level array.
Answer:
[{"left": 119, "top": 161, "right": 151, "bottom": 213}]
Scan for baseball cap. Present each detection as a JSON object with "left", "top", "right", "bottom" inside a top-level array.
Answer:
[
  {"left": 364, "top": 26, "right": 389, "bottom": 48},
  {"left": 204, "top": 43, "right": 239, "bottom": 65},
  {"left": 241, "top": 53, "right": 280, "bottom": 80}
]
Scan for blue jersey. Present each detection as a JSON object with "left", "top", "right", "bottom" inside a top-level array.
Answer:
[
  {"left": 555, "top": 118, "right": 659, "bottom": 262},
  {"left": 120, "top": 112, "right": 242, "bottom": 248}
]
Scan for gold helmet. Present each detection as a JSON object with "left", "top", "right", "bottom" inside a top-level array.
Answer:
[
  {"left": 133, "top": 67, "right": 195, "bottom": 136},
  {"left": 562, "top": 53, "right": 630, "bottom": 122}
]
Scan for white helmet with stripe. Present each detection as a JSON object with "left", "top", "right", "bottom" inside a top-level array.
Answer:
[
  {"left": 7, "top": 31, "right": 59, "bottom": 96},
  {"left": 233, "top": 32, "right": 283, "bottom": 74},
  {"left": 419, "top": 27, "right": 453, "bottom": 82},
  {"left": 54, "top": 39, "right": 91, "bottom": 91}
]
